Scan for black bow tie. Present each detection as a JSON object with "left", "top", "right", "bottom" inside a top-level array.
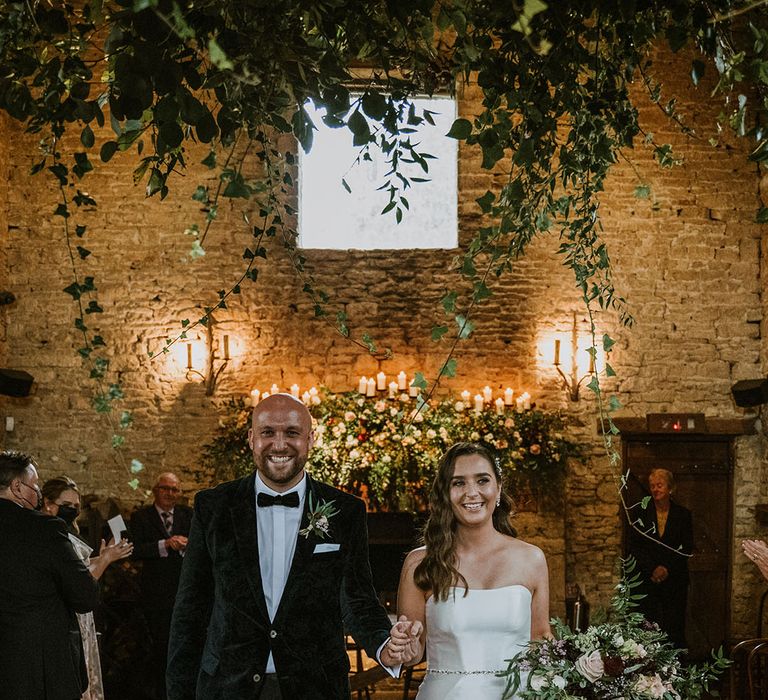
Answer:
[{"left": 257, "top": 491, "right": 300, "bottom": 508}]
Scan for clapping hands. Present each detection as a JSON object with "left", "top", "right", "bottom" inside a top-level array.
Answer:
[{"left": 381, "top": 615, "right": 424, "bottom": 667}]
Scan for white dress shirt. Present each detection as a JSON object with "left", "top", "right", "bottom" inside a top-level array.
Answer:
[{"left": 255, "top": 472, "right": 307, "bottom": 673}]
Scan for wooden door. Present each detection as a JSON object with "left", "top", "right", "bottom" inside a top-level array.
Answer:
[{"left": 621, "top": 436, "right": 732, "bottom": 661}]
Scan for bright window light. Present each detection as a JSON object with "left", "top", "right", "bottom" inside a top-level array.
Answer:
[{"left": 298, "top": 95, "right": 458, "bottom": 250}]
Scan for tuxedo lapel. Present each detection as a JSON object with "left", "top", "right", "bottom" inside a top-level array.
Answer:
[{"left": 230, "top": 476, "right": 270, "bottom": 622}]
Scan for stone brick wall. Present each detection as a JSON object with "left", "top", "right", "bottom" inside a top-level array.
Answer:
[{"left": 0, "top": 45, "right": 765, "bottom": 637}]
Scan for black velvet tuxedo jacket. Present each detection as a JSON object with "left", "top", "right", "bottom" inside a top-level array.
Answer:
[
  {"left": 0, "top": 498, "right": 99, "bottom": 700},
  {"left": 166, "top": 474, "right": 391, "bottom": 700},
  {"left": 630, "top": 499, "right": 693, "bottom": 588},
  {"left": 130, "top": 503, "right": 193, "bottom": 611}
]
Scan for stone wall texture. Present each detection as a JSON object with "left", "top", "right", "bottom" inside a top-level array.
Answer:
[{"left": 0, "top": 45, "right": 766, "bottom": 638}]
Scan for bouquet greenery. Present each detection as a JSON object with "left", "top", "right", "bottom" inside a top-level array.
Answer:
[{"left": 502, "top": 559, "right": 729, "bottom": 700}]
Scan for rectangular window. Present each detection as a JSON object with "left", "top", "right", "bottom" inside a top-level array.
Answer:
[{"left": 298, "top": 95, "right": 458, "bottom": 250}]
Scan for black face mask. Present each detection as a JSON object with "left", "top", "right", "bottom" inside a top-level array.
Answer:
[
  {"left": 56, "top": 505, "right": 79, "bottom": 526},
  {"left": 20, "top": 482, "right": 42, "bottom": 511}
]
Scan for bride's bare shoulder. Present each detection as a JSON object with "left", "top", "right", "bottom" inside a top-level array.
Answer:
[
  {"left": 404, "top": 546, "right": 427, "bottom": 567},
  {"left": 504, "top": 536, "right": 547, "bottom": 565}
]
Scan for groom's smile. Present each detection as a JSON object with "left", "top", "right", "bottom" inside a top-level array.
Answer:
[{"left": 249, "top": 394, "right": 315, "bottom": 492}]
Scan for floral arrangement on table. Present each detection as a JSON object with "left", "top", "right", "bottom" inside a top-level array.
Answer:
[
  {"left": 501, "top": 559, "right": 729, "bottom": 700},
  {"left": 200, "top": 390, "right": 579, "bottom": 512}
]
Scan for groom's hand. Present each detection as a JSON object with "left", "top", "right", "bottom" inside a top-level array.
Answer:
[{"left": 381, "top": 615, "right": 424, "bottom": 667}]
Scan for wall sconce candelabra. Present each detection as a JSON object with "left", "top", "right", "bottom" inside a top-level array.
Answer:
[
  {"left": 554, "top": 311, "right": 595, "bottom": 402},
  {"left": 185, "top": 315, "right": 230, "bottom": 396}
]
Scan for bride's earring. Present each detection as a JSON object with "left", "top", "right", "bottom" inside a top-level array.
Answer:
[{"left": 495, "top": 496, "right": 501, "bottom": 508}]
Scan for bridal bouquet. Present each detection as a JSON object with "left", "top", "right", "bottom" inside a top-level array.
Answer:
[{"left": 501, "top": 560, "right": 729, "bottom": 700}]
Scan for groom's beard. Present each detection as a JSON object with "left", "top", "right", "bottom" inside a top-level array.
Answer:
[{"left": 254, "top": 452, "right": 307, "bottom": 487}]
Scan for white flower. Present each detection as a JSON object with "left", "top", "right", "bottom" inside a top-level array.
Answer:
[
  {"left": 427, "top": 429, "right": 437, "bottom": 439},
  {"left": 470, "top": 431, "right": 480, "bottom": 441},
  {"left": 374, "top": 401, "right": 386, "bottom": 412},
  {"left": 529, "top": 674, "right": 548, "bottom": 691},
  {"left": 634, "top": 674, "right": 666, "bottom": 698},
  {"left": 612, "top": 633, "right": 625, "bottom": 647},
  {"left": 349, "top": 449, "right": 360, "bottom": 459},
  {"left": 620, "top": 638, "right": 647, "bottom": 659},
  {"left": 454, "top": 401, "right": 465, "bottom": 412},
  {"left": 575, "top": 650, "right": 604, "bottom": 683},
  {"left": 552, "top": 675, "right": 566, "bottom": 689},
  {"left": 390, "top": 407, "right": 398, "bottom": 416},
  {"left": 344, "top": 411, "right": 356, "bottom": 422}
]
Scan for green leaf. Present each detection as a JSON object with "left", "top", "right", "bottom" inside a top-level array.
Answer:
[
  {"left": 130, "top": 458, "right": 144, "bottom": 472},
  {"left": 431, "top": 325, "right": 449, "bottom": 341},
  {"left": 80, "top": 124, "right": 95, "bottom": 148},
  {"left": 76, "top": 246, "right": 91, "bottom": 259},
  {"left": 442, "top": 358, "right": 458, "bottom": 378},
  {"left": 100, "top": 141, "right": 118, "bottom": 162},
  {"left": 605, "top": 362, "right": 616, "bottom": 377},
  {"left": 128, "top": 478, "right": 140, "bottom": 490},
  {"left": 641, "top": 496, "right": 651, "bottom": 509},
  {"left": 112, "top": 434, "right": 125, "bottom": 448},
  {"left": 757, "top": 207, "right": 768, "bottom": 223},
  {"left": 446, "top": 118, "right": 472, "bottom": 140},
  {"left": 455, "top": 314, "right": 474, "bottom": 339},
  {"left": 348, "top": 109, "right": 371, "bottom": 147},
  {"left": 634, "top": 184, "right": 651, "bottom": 199},
  {"left": 442, "top": 291, "right": 458, "bottom": 313},
  {"left": 476, "top": 190, "right": 495, "bottom": 213},
  {"left": 201, "top": 150, "right": 216, "bottom": 169},
  {"left": 208, "top": 37, "right": 234, "bottom": 70},
  {"left": 602, "top": 334, "right": 616, "bottom": 352},
  {"left": 691, "top": 59, "right": 706, "bottom": 86},
  {"left": 608, "top": 395, "right": 623, "bottom": 412},
  {"left": 412, "top": 371, "right": 428, "bottom": 389}
]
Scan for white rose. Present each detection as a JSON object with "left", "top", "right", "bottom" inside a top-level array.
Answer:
[
  {"left": 552, "top": 675, "right": 566, "bottom": 689},
  {"left": 575, "top": 650, "right": 604, "bottom": 683},
  {"left": 612, "top": 633, "right": 624, "bottom": 647},
  {"left": 529, "top": 674, "right": 547, "bottom": 691},
  {"left": 635, "top": 674, "right": 666, "bottom": 699}
]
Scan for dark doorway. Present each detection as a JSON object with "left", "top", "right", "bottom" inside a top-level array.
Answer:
[{"left": 620, "top": 435, "right": 732, "bottom": 661}]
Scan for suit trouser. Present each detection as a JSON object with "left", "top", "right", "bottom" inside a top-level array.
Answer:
[{"left": 258, "top": 674, "right": 283, "bottom": 699}]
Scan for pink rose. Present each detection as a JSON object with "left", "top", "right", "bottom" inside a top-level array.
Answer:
[{"left": 575, "top": 650, "right": 604, "bottom": 683}]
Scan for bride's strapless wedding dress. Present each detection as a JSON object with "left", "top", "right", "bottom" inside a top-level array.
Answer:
[{"left": 416, "top": 585, "right": 531, "bottom": 700}]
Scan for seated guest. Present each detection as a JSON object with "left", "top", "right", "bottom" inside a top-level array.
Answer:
[
  {"left": 42, "top": 476, "right": 134, "bottom": 700},
  {"left": 628, "top": 468, "right": 693, "bottom": 649},
  {"left": 130, "top": 472, "right": 192, "bottom": 700},
  {"left": 0, "top": 451, "right": 99, "bottom": 700}
]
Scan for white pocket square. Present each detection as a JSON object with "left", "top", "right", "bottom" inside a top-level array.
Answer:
[{"left": 313, "top": 543, "right": 340, "bottom": 553}]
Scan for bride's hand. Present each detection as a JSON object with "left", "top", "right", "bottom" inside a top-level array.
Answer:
[{"left": 383, "top": 615, "right": 424, "bottom": 666}]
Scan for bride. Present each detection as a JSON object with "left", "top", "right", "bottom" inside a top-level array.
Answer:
[{"left": 392, "top": 442, "right": 551, "bottom": 699}]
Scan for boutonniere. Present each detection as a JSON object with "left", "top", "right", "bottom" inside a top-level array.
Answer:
[{"left": 299, "top": 494, "right": 339, "bottom": 540}]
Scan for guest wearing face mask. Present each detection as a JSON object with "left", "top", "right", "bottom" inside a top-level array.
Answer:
[
  {"left": 42, "top": 476, "right": 134, "bottom": 700},
  {"left": 0, "top": 451, "right": 99, "bottom": 700}
]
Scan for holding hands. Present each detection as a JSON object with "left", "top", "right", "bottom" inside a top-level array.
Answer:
[
  {"left": 743, "top": 539, "right": 768, "bottom": 581},
  {"left": 166, "top": 535, "right": 188, "bottom": 552},
  {"left": 381, "top": 615, "right": 424, "bottom": 667}
]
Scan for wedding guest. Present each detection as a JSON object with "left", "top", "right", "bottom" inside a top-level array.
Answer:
[
  {"left": 167, "top": 393, "right": 419, "bottom": 700},
  {"left": 42, "top": 476, "right": 134, "bottom": 700},
  {"left": 628, "top": 467, "right": 693, "bottom": 649},
  {"left": 130, "top": 472, "right": 192, "bottom": 700},
  {"left": 0, "top": 451, "right": 99, "bottom": 700},
  {"left": 393, "top": 442, "right": 551, "bottom": 699},
  {"left": 742, "top": 538, "right": 768, "bottom": 580}
]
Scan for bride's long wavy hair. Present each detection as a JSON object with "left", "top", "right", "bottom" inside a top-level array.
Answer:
[{"left": 413, "top": 442, "right": 516, "bottom": 602}]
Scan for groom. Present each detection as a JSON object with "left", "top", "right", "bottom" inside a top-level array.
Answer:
[{"left": 167, "top": 393, "right": 418, "bottom": 699}]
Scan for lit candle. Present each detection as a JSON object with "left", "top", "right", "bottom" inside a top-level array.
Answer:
[
  {"left": 554, "top": 339, "right": 561, "bottom": 366},
  {"left": 495, "top": 397, "right": 505, "bottom": 415},
  {"left": 483, "top": 386, "right": 492, "bottom": 403},
  {"left": 301, "top": 391, "right": 311, "bottom": 404},
  {"left": 504, "top": 387, "right": 514, "bottom": 406},
  {"left": 409, "top": 381, "right": 419, "bottom": 398},
  {"left": 376, "top": 371, "right": 386, "bottom": 391},
  {"left": 474, "top": 394, "right": 484, "bottom": 412},
  {"left": 358, "top": 376, "right": 367, "bottom": 394},
  {"left": 388, "top": 381, "right": 398, "bottom": 399},
  {"left": 250, "top": 389, "right": 260, "bottom": 406},
  {"left": 223, "top": 334, "right": 230, "bottom": 360},
  {"left": 270, "top": 383, "right": 280, "bottom": 395},
  {"left": 290, "top": 384, "right": 300, "bottom": 398},
  {"left": 261, "top": 391, "right": 269, "bottom": 400},
  {"left": 523, "top": 392, "right": 531, "bottom": 410},
  {"left": 461, "top": 390, "right": 471, "bottom": 404},
  {"left": 309, "top": 386, "right": 318, "bottom": 397},
  {"left": 366, "top": 378, "right": 376, "bottom": 397},
  {"left": 186, "top": 343, "right": 193, "bottom": 370},
  {"left": 397, "top": 371, "right": 407, "bottom": 391},
  {"left": 516, "top": 396, "right": 524, "bottom": 413}
]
